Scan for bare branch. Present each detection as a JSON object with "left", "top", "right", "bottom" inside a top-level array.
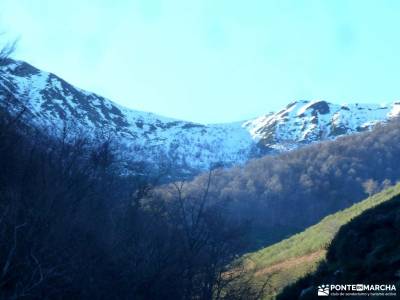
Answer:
[{"left": 0, "top": 38, "right": 18, "bottom": 63}]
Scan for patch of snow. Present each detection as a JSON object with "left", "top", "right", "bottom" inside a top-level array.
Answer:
[{"left": 2, "top": 60, "right": 400, "bottom": 172}]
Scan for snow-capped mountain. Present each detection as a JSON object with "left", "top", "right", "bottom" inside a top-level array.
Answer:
[
  {"left": 244, "top": 99, "right": 400, "bottom": 151},
  {"left": 1, "top": 59, "right": 399, "bottom": 174}
]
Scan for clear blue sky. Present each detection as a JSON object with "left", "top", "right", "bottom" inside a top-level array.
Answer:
[{"left": 1, "top": 0, "right": 400, "bottom": 123}]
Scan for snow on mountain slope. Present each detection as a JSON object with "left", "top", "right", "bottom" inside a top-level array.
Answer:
[
  {"left": 0, "top": 60, "right": 256, "bottom": 172},
  {"left": 244, "top": 100, "right": 400, "bottom": 152},
  {"left": 0, "top": 59, "right": 399, "bottom": 174}
]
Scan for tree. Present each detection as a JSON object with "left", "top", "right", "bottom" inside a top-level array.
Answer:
[
  {"left": 363, "top": 179, "right": 379, "bottom": 196},
  {"left": 0, "top": 38, "right": 17, "bottom": 64}
]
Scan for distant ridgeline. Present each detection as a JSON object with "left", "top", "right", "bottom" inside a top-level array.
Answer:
[{"left": 1, "top": 59, "right": 400, "bottom": 177}]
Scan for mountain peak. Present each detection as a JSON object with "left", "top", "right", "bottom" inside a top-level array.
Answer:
[{"left": 1, "top": 60, "right": 400, "bottom": 174}]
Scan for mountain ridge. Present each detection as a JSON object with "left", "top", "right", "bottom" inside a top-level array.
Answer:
[{"left": 1, "top": 58, "right": 399, "bottom": 174}]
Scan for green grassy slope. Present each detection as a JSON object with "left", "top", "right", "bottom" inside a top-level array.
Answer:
[
  {"left": 241, "top": 184, "right": 400, "bottom": 299},
  {"left": 278, "top": 191, "right": 400, "bottom": 299}
]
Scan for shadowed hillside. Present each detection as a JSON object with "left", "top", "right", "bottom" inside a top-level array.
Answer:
[
  {"left": 277, "top": 190, "right": 400, "bottom": 299},
  {"left": 0, "top": 108, "right": 261, "bottom": 299},
  {"left": 237, "top": 184, "right": 400, "bottom": 299}
]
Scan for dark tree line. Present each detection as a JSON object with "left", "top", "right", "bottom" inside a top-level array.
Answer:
[
  {"left": 0, "top": 102, "right": 264, "bottom": 299},
  {"left": 158, "top": 118, "right": 400, "bottom": 248}
]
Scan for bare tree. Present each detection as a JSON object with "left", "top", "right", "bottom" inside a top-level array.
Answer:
[
  {"left": 160, "top": 170, "right": 264, "bottom": 299},
  {"left": 0, "top": 38, "right": 17, "bottom": 64}
]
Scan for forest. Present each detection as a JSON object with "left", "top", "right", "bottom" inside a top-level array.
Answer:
[
  {"left": 0, "top": 102, "right": 267, "bottom": 299},
  {"left": 158, "top": 118, "right": 400, "bottom": 248},
  {"left": 2, "top": 99, "right": 400, "bottom": 299}
]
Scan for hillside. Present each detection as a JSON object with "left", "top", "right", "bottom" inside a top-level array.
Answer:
[
  {"left": 1, "top": 59, "right": 400, "bottom": 175},
  {"left": 277, "top": 189, "right": 400, "bottom": 300},
  {"left": 240, "top": 184, "right": 400, "bottom": 299},
  {"left": 0, "top": 108, "right": 259, "bottom": 299},
  {"left": 159, "top": 118, "right": 400, "bottom": 248}
]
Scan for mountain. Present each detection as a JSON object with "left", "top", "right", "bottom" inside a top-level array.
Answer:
[
  {"left": 1, "top": 59, "right": 400, "bottom": 174},
  {"left": 157, "top": 116, "right": 400, "bottom": 253},
  {"left": 245, "top": 99, "right": 400, "bottom": 151},
  {"left": 238, "top": 184, "right": 400, "bottom": 299}
]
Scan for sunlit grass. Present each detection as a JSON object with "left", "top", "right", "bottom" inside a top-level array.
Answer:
[{"left": 241, "top": 183, "right": 400, "bottom": 299}]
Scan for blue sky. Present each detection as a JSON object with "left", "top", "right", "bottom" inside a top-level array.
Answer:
[{"left": 1, "top": 0, "right": 400, "bottom": 123}]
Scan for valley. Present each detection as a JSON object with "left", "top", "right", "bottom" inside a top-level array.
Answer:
[{"left": 1, "top": 56, "right": 400, "bottom": 299}]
